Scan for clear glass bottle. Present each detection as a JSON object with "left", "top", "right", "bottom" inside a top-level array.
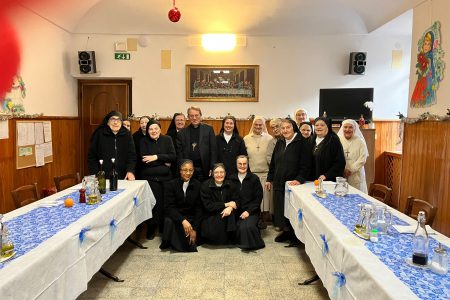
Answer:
[
  {"left": 430, "top": 243, "right": 448, "bottom": 275},
  {"left": 110, "top": 158, "right": 118, "bottom": 191},
  {"left": 97, "top": 159, "right": 106, "bottom": 194},
  {"left": 412, "top": 211, "right": 429, "bottom": 266}
]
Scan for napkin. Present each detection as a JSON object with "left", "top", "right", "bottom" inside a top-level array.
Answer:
[
  {"left": 392, "top": 225, "right": 436, "bottom": 234},
  {"left": 38, "top": 200, "right": 64, "bottom": 207}
]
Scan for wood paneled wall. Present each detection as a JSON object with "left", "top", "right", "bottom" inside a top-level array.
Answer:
[
  {"left": 400, "top": 121, "right": 450, "bottom": 236},
  {"left": 0, "top": 117, "right": 81, "bottom": 213}
]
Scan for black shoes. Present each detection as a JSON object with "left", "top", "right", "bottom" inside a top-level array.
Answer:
[
  {"left": 274, "top": 230, "right": 293, "bottom": 243},
  {"left": 159, "top": 240, "right": 170, "bottom": 249}
]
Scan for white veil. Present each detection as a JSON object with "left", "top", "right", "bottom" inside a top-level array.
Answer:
[{"left": 337, "top": 119, "right": 368, "bottom": 157}]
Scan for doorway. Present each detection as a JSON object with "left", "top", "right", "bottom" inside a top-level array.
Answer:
[{"left": 78, "top": 79, "right": 132, "bottom": 176}]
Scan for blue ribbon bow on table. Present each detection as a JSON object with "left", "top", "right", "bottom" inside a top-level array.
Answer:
[
  {"left": 320, "top": 234, "right": 329, "bottom": 256},
  {"left": 79, "top": 227, "right": 91, "bottom": 245},
  {"left": 109, "top": 218, "right": 117, "bottom": 240},
  {"left": 332, "top": 272, "right": 346, "bottom": 300},
  {"left": 297, "top": 208, "right": 303, "bottom": 223},
  {"left": 133, "top": 196, "right": 139, "bottom": 207}
]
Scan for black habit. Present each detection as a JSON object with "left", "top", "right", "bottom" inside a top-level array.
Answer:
[
  {"left": 267, "top": 133, "right": 312, "bottom": 228},
  {"left": 310, "top": 133, "right": 346, "bottom": 182},
  {"left": 200, "top": 178, "right": 238, "bottom": 245},
  {"left": 229, "top": 172, "right": 265, "bottom": 250},
  {"left": 216, "top": 133, "right": 248, "bottom": 177},
  {"left": 162, "top": 178, "right": 202, "bottom": 252}
]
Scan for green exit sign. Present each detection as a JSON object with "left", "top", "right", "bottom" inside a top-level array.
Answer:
[{"left": 115, "top": 53, "right": 131, "bottom": 60}]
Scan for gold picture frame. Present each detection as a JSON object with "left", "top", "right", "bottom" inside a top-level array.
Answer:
[{"left": 186, "top": 65, "right": 259, "bottom": 102}]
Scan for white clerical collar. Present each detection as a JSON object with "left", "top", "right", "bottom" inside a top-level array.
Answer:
[
  {"left": 316, "top": 136, "right": 325, "bottom": 145},
  {"left": 285, "top": 133, "right": 298, "bottom": 147},
  {"left": 182, "top": 180, "right": 189, "bottom": 195},
  {"left": 224, "top": 132, "right": 232, "bottom": 143},
  {"left": 238, "top": 172, "right": 246, "bottom": 183}
]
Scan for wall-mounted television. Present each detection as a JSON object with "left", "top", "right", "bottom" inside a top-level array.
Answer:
[{"left": 319, "top": 88, "right": 373, "bottom": 123}]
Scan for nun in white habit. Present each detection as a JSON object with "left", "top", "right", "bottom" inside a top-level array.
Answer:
[{"left": 337, "top": 119, "right": 368, "bottom": 193}]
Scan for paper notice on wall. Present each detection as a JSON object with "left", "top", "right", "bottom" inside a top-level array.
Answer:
[
  {"left": 43, "top": 121, "right": 52, "bottom": 142},
  {"left": 0, "top": 120, "right": 8, "bottom": 139},
  {"left": 35, "top": 122, "right": 44, "bottom": 145},
  {"left": 43, "top": 142, "right": 53, "bottom": 157},
  {"left": 17, "top": 122, "right": 35, "bottom": 146},
  {"left": 35, "top": 144, "right": 45, "bottom": 167},
  {"left": 18, "top": 146, "right": 33, "bottom": 156}
]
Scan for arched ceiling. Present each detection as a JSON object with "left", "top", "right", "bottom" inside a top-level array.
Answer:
[{"left": 18, "top": 0, "right": 422, "bottom": 35}]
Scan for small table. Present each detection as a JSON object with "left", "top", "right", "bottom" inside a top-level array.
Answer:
[{"left": 0, "top": 180, "right": 155, "bottom": 300}]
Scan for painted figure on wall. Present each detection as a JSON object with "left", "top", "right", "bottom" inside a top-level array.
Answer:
[{"left": 410, "top": 21, "right": 445, "bottom": 108}]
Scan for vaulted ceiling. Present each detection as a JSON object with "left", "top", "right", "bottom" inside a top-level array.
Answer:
[{"left": 19, "top": 0, "right": 422, "bottom": 35}]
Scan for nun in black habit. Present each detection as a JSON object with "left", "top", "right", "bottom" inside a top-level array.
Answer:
[
  {"left": 266, "top": 119, "right": 312, "bottom": 243},
  {"left": 200, "top": 163, "right": 239, "bottom": 245},
  {"left": 160, "top": 160, "right": 202, "bottom": 252},
  {"left": 229, "top": 155, "right": 265, "bottom": 250},
  {"left": 310, "top": 117, "right": 346, "bottom": 182}
]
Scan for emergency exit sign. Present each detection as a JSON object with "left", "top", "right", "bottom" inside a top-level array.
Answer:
[{"left": 115, "top": 53, "right": 130, "bottom": 60}]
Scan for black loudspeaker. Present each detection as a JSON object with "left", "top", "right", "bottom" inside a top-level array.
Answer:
[
  {"left": 349, "top": 52, "right": 366, "bottom": 75},
  {"left": 78, "top": 51, "right": 96, "bottom": 74}
]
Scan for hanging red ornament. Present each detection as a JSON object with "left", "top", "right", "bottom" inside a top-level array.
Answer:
[{"left": 168, "top": 0, "right": 181, "bottom": 22}]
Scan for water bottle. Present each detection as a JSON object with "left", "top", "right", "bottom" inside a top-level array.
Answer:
[
  {"left": 110, "top": 158, "right": 118, "bottom": 191},
  {"left": 412, "top": 211, "right": 429, "bottom": 265}
]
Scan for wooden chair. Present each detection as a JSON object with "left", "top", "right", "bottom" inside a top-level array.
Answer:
[
  {"left": 54, "top": 172, "right": 81, "bottom": 191},
  {"left": 11, "top": 183, "right": 40, "bottom": 208},
  {"left": 368, "top": 183, "right": 392, "bottom": 204},
  {"left": 404, "top": 196, "right": 437, "bottom": 226}
]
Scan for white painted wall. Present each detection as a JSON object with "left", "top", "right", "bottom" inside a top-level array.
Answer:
[
  {"left": 8, "top": 7, "right": 77, "bottom": 116},
  {"left": 408, "top": 0, "right": 450, "bottom": 118},
  {"left": 8, "top": 6, "right": 412, "bottom": 119}
]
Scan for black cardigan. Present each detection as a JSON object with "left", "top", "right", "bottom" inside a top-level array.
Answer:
[
  {"left": 216, "top": 133, "right": 248, "bottom": 176},
  {"left": 310, "top": 133, "right": 345, "bottom": 182},
  {"left": 200, "top": 178, "right": 239, "bottom": 216},
  {"left": 139, "top": 134, "right": 176, "bottom": 181},
  {"left": 267, "top": 133, "right": 312, "bottom": 191},
  {"left": 229, "top": 172, "right": 263, "bottom": 216},
  {"left": 87, "top": 125, "right": 136, "bottom": 179},
  {"left": 164, "top": 178, "right": 202, "bottom": 230}
]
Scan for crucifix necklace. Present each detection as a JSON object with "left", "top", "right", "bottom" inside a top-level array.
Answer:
[{"left": 192, "top": 142, "right": 197, "bottom": 151}]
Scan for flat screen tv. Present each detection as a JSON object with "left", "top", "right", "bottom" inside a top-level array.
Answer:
[{"left": 319, "top": 88, "right": 373, "bottom": 123}]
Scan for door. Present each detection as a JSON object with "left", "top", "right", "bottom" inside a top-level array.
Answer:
[{"left": 79, "top": 79, "right": 132, "bottom": 176}]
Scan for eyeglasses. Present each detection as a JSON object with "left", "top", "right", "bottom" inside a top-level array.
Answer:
[
  {"left": 109, "top": 117, "right": 122, "bottom": 123},
  {"left": 180, "top": 169, "right": 194, "bottom": 173}
]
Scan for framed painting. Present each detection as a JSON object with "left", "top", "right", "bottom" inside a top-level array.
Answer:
[{"left": 186, "top": 65, "right": 259, "bottom": 102}]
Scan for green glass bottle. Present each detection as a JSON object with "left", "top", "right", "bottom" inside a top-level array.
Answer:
[{"left": 97, "top": 159, "right": 106, "bottom": 194}]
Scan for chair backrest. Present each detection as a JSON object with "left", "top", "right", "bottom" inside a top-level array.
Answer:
[
  {"left": 404, "top": 196, "right": 437, "bottom": 226},
  {"left": 368, "top": 183, "right": 392, "bottom": 204},
  {"left": 54, "top": 172, "right": 81, "bottom": 191},
  {"left": 11, "top": 183, "right": 40, "bottom": 208}
]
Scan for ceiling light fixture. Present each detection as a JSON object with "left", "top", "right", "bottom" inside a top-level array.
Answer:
[{"left": 201, "top": 34, "right": 237, "bottom": 52}]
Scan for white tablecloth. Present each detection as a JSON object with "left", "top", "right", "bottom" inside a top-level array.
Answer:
[
  {"left": 285, "top": 182, "right": 450, "bottom": 300},
  {"left": 0, "top": 180, "right": 155, "bottom": 300}
]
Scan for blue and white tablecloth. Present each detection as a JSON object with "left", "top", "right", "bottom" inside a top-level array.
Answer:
[
  {"left": 0, "top": 189, "right": 124, "bottom": 270},
  {"left": 312, "top": 193, "right": 450, "bottom": 300}
]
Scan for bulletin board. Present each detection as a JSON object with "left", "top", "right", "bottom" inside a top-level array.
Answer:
[{"left": 16, "top": 120, "right": 53, "bottom": 169}]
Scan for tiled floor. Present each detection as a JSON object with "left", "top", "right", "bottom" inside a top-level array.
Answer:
[{"left": 78, "top": 226, "right": 329, "bottom": 299}]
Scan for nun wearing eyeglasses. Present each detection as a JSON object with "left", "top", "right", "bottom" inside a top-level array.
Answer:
[
  {"left": 87, "top": 111, "right": 136, "bottom": 180},
  {"left": 160, "top": 160, "right": 202, "bottom": 252},
  {"left": 337, "top": 119, "right": 368, "bottom": 193}
]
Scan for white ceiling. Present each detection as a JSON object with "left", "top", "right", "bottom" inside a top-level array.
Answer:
[{"left": 19, "top": 0, "right": 422, "bottom": 35}]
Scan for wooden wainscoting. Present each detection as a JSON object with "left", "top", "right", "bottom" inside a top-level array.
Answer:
[
  {"left": 0, "top": 117, "right": 81, "bottom": 213},
  {"left": 399, "top": 121, "right": 450, "bottom": 236},
  {"left": 384, "top": 151, "right": 402, "bottom": 209}
]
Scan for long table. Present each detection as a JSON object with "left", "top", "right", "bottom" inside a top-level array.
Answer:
[
  {"left": 285, "top": 183, "right": 450, "bottom": 300},
  {"left": 0, "top": 180, "right": 155, "bottom": 300}
]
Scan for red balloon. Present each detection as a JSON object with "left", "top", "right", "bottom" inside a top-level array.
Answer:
[
  {"left": 0, "top": 16, "right": 20, "bottom": 98},
  {"left": 168, "top": 7, "right": 181, "bottom": 22}
]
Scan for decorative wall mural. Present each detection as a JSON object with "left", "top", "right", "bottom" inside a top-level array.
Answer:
[
  {"left": 410, "top": 21, "right": 445, "bottom": 108},
  {"left": 0, "top": 75, "right": 26, "bottom": 113}
]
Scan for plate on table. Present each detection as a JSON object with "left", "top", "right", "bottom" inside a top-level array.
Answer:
[
  {"left": 405, "top": 257, "right": 431, "bottom": 269},
  {"left": 0, "top": 252, "right": 16, "bottom": 263}
]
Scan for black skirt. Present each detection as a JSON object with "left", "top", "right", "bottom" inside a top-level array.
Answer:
[
  {"left": 200, "top": 212, "right": 237, "bottom": 245},
  {"left": 161, "top": 217, "right": 197, "bottom": 252},
  {"left": 273, "top": 190, "right": 288, "bottom": 228},
  {"left": 236, "top": 215, "right": 265, "bottom": 250}
]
